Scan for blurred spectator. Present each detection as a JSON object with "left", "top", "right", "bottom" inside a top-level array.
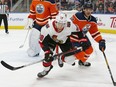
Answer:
[
  {"left": 106, "top": 2, "right": 114, "bottom": 13},
  {"left": 113, "top": 0, "right": 116, "bottom": 14},
  {"left": 95, "top": 4, "right": 104, "bottom": 14},
  {"left": 98, "top": 0, "right": 104, "bottom": 8},
  {"left": 80, "top": 0, "right": 90, "bottom": 5},
  {"left": 67, "top": 0, "right": 75, "bottom": 10},
  {"left": 5, "top": 0, "right": 11, "bottom": 12},
  {"left": 94, "top": 1, "right": 100, "bottom": 12},
  {"left": 76, "top": 5, "right": 82, "bottom": 12},
  {"left": 5, "top": 0, "right": 116, "bottom": 14},
  {"left": 12, "top": 0, "right": 17, "bottom": 5},
  {"left": 61, "top": 0, "right": 68, "bottom": 10}
]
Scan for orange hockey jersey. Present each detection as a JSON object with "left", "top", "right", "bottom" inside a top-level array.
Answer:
[
  {"left": 28, "top": 0, "right": 59, "bottom": 26},
  {"left": 71, "top": 12, "right": 103, "bottom": 43}
]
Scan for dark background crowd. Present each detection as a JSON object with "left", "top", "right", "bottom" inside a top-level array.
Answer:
[
  {"left": 55, "top": 0, "right": 116, "bottom": 14},
  {"left": 2, "top": 0, "right": 116, "bottom": 14}
]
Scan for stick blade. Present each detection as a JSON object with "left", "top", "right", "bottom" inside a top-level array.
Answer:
[
  {"left": 114, "top": 82, "right": 116, "bottom": 86},
  {"left": 1, "top": 61, "right": 15, "bottom": 70}
]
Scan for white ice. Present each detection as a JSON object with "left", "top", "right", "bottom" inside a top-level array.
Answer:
[{"left": 0, "top": 30, "right": 116, "bottom": 87}]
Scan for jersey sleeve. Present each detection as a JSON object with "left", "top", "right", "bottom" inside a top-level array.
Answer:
[
  {"left": 71, "top": 14, "right": 79, "bottom": 25},
  {"left": 28, "top": 1, "right": 36, "bottom": 20},
  {"left": 5, "top": 5, "right": 9, "bottom": 14},
  {"left": 89, "top": 22, "right": 102, "bottom": 42},
  {"left": 39, "top": 26, "right": 51, "bottom": 53}
]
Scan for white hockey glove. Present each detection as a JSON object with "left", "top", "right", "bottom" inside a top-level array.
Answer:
[{"left": 25, "top": 18, "right": 34, "bottom": 29}]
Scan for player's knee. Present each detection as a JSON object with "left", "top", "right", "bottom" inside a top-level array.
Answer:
[
  {"left": 85, "top": 46, "right": 93, "bottom": 55},
  {"left": 75, "top": 51, "right": 85, "bottom": 60}
]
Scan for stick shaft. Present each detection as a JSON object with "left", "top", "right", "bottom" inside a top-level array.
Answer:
[
  {"left": 1, "top": 48, "right": 81, "bottom": 70},
  {"left": 19, "top": 29, "right": 30, "bottom": 48},
  {"left": 102, "top": 51, "right": 116, "bottom": 86}
]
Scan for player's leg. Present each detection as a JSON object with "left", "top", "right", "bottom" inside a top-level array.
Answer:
[
  {"left": 27, "top": 28, "right": 41, "bottom": 57},
  {"left": 37, "top": 39, "right": 56, "bottom": 78},
  {"left": 59, "top": 38, "right": 76, "bottom": 67},
  {"left": 3, "top": 15, "right": 8, "bottom": 34},
  {"left": 37, "top": 62, "right": 53, "bottom": 78},
  {"left": 0, "top": 15, "right": 2, "bottom": 27},
  {"left": 78, "top": 46, "right": 93, "bottom": 66},
  {"left": 75, "top": 36, "right": 93, "bottom": 67}
]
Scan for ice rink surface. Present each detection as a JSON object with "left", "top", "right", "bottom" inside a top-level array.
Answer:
[{"left": 0, "top": 30, "right": 116, "bottom": 87}]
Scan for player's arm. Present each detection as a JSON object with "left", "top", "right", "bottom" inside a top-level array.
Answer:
[
  {"left": 89, "top": 19, "right": 106, "bottom": 51},
  {"left": 5, "top": 4, "right": 9, "bottom": 15},
  {"left": 25, "top": 1, "right": 35, "bottom": 29},
  {"left": 39, "top": 26, "right": 51, "bottom": 53},
  {"left": 28, "top": 0, "right": 36, "bottom": 20},
  {"left": 39, "top": 28, "right": 53, "bottom": 62},
  {"left": 89, "top": 23, "right": 102, "bottom": 42}
]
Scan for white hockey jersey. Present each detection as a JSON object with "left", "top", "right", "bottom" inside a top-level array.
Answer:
[{"left": 40, "top": 19, "right": 77, "bottom": 44}]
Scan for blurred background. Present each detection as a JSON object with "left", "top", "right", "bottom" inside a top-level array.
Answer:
[{"left": 3, "top": 0, "right": 116, "bottom": 14}]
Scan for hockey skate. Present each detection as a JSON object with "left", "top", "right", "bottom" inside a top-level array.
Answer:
[
  {"left": 58, "top": 56, "right": 64, "bottom": 67},
  {"left": 72, "top": 62, "right": 75, "bottom": 66},
  {"left": 5, "top": 31, "right": 9, "bottom": 34},
  {"left": 78, "top": 60, "right": 91, "bottom": 67},
  {"left": 37, "top": 65, "right": 53, "bottom": 78}
]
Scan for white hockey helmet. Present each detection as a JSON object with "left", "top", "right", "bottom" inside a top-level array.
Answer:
[
  {"left": 55, "top": 12, "right": 67, "bottom": 32},
  {"left": 55, "top": 12, "right": 67, "bottom": 23}
]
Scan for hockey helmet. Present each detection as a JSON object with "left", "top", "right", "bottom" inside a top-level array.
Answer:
[
  {"left": 55, "top": 12, "right": 67, "bottom": 32},
  {"left": 83, "top": 2, "right": 93, "bottom": 9},
  {"left": 55, "top": 12, "right": 67, "bottom": 24}
]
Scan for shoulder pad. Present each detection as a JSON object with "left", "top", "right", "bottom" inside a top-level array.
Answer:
[
  {"left": 46, "top": 0, "right": 55, "bottom": 4},
  {"left": 75, "top": 12, "right": 81, "bottom": 17},
  {"left": 91, "top": 16, "right": 97, "bottom": 23}
]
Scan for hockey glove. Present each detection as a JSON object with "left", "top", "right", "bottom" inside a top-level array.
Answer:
[
  {"left": 25, "top": 18, "right": 34, "bottom": 29},
  {"left": 45, "top": 51, "right": 53, "bottom": 62},
  {"left": 99, "top": 39, "right": 106, "bottom": 51}
]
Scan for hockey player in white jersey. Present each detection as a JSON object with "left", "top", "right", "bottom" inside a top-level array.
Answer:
[{"left": 37, "top": 12, "right": 83, "bottom": 78}]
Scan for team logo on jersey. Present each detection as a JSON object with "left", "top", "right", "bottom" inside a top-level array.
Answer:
[{"left": 36, "top": 4, "right": 44, "bottom": 14}]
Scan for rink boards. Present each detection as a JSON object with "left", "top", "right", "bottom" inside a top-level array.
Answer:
[{"left": 0, "top": 11, "right": 116, "bottom": 34}]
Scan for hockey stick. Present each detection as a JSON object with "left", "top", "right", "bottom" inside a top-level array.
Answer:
[
  {"left": 19, "top": 28, "right": 30, "bottom": 48},
  {"left": 1, "top": 60, "right": 43, "bottom": 70},
  {"left": 1, "top": 48, "right": 81, "bottom": 71},
  {"left": 102, "top": 51, "right": 116, "bottom": 86}
]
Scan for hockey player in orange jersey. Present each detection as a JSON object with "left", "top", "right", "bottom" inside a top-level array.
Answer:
[
  {"left": 70, "top": 2, "right": 106, "bottom": 67},
  {"left": 25, "top": 0, "right": 59, "bottom": 57}
]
